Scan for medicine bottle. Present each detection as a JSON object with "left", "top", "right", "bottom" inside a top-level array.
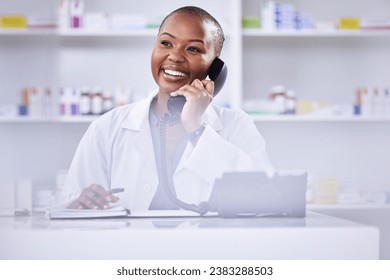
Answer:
[
  {"left": 91, "top": 87, "right": 103, "bottom": 115},
  {"left": 102, "top": 90, "right": 113, "bottom": 113},
  {"left": 80, "top": 87, "right": 91, "bottom": 115},
  {"left": 285, "top": 90, "right": 297, "bottom": 114},
  {"left": 269, "top": 85, "right": 287, "bottom": 114}
]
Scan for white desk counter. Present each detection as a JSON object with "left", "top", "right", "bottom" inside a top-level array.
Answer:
[{"left": 0, "top": 211, "right": 379, "bottom": 260}]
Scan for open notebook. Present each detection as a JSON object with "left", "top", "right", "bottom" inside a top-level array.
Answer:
[
  {"left": 48, "top": 206, "right": 216, "bottom": 219},
  {"left": 48, "top": 206, "right": 131, "bottom": 219}
]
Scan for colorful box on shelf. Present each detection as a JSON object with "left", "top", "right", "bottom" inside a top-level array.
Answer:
[
  {"left": 315, "top": 176, "right": 339, "bottom": 204},
  {"left": 242, "top": 17, "right": 260, "bottom": 29},
  {"left": 0, "top": 15, "right": 27, "bottom": 28},
  {"left": 338, "top": 17, "right": 360, "bottom": 30},
  {"left": 296, "top": 100, "right": 330, "bottom": 115}
]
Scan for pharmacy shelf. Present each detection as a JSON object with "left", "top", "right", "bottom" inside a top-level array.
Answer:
[
  {"left": 0, "top": 28, "right": 234, "bottom": 38},
  {"left": 2, "top": 115, "right": 390, "bottom": 124},
  {"left": 0, "top": 28, "right": 158, "bottom": 37},
  {"left": 58, "top": 28, "right": 159, "bottom": 37},
  {"left": 243, "top": 29, "right": 390, "bottom": 37},
  {"left": 250, "top": 115, "right": 390, "bottom": 122},
  {"left": 308, "top": 204, "right": 390, "bottom": 210},
  {"left": 0, "top": 116, "right": 97, "bottom": 123},
  {"left": 0, "top": 28, "right": 56, "bottom": 36},
  {"left": 2, "top": 28, "right": 389, "bottom": 38}
]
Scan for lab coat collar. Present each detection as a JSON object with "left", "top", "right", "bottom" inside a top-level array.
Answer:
[{"left": 121, "top": 90, "right": 157, "bottom": 131}]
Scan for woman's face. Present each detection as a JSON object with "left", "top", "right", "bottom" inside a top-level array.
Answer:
[{"left": 151, "top": 12, "right": 217, "bottom": 95}]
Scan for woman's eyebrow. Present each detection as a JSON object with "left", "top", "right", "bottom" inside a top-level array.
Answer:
[
  {"left": 160, "top": 32, "right": 175, "bottom": 38},
  {"left": 160, "top": 32, "right": 204, "bottom": 44}
]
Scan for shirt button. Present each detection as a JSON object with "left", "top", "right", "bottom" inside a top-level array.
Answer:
[{"left": 143, "top": 184, "right": 152, "bottom": 193}]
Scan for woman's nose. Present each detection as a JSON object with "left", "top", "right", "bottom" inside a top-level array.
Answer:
[{"left": 168, "top": 50, "right": 185, "bottom": 63}]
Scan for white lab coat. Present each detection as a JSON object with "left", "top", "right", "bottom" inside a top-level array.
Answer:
[{"left": 62, "top": 91, "right": 275, "bottom": 210}]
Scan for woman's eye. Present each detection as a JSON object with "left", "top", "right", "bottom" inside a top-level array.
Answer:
[
  {"left": 161, "top": 41, "right": 171, "bottom": 47},
  {"left": 187, "top": 46, "right": 200, "bottom": 52}
]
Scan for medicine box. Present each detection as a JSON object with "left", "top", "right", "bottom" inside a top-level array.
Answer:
[
  {"left": 0, "top": 15, "right": 27, "bottom": 28},
  {"left": 338, "top": 17, "right": 360, "bottom": 30}
]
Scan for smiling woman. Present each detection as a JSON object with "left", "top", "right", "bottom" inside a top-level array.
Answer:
[{"left": 59, "top": 6, "right": 275, "bottom": 214}]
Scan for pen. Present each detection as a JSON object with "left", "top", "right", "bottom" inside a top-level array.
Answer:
[{"left": 109, "top": 188, "right": 125, "bottom": 195}]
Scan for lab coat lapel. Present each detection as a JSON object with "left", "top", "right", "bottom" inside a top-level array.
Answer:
[
  {"left": 175, "top": 105, "right": 224, "bottom": 175},
  {"left": 201, "top": 104, "right": 224, "bottom": 132},
  {"left": 122, "top": 93, "right": 159, "bottom": 184}
]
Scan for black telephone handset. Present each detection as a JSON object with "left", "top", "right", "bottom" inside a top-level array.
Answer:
[{"left": 167, "top": 57, "right": 228, "bottom": 116}]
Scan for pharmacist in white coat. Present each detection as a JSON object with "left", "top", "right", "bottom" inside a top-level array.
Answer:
[{"left": 62, "top": 6, "right": 275, "bottom": 211}]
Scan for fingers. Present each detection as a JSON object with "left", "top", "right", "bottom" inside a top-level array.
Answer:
[
  {"left": 171, "top": 79, "right": 213, "bottom": 100},
  {"left": 70, "top": 184, "right": 120, "bottom": 209},
  {"left": 202, "top": 80, "right": 214, "bottom": 96},
  {"left": 190, "top": 79, "right": 214, "bottom": 96},
  {"left": 82, "top": 190, "right": 108, "bottom": 210},
  {"left": 110, "top": 195, "right": 120, "bottom": 203},
  {"left": 192, "top": 78, "right": 205, "bottom": 89},
  {"left": 168, "top": 79, "right": 214, "bottom": 132}
]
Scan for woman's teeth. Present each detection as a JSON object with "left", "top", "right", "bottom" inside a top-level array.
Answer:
[{"left": 164, "top": 69, "right": 187, "bottom": 77}]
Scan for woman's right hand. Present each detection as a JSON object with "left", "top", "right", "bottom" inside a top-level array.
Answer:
[{"left": 67, "top": 184, "right": 120, "bottom": 209}]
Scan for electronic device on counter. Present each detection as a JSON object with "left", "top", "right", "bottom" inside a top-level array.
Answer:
[{"left": 208, "top": 171, "right": 307, "bottom": 218}]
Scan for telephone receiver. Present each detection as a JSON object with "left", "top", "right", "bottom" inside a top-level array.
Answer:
[{"left": 167, "top": 57, "right": 228, "bottom": 116}]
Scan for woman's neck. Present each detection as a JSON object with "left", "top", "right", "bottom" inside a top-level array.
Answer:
[{"left": 152, "top": 93, "right": 169, "bottom": 120}]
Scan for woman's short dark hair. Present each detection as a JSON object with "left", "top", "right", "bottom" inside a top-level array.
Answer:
[{"left": 159, "top": 6, "right": 225, "bottom": 57}]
